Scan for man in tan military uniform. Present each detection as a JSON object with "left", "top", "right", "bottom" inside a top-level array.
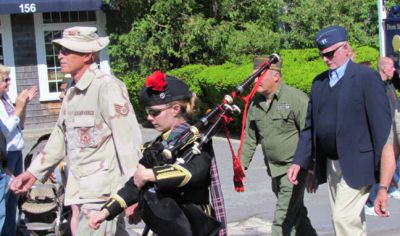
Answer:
[{"left": 11, "top": 27, "right": 142, "bottom": 235}]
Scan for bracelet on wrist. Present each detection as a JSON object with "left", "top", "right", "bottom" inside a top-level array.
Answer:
[{"left": 378, "top": 184, "right": 388, "bottom": 192}]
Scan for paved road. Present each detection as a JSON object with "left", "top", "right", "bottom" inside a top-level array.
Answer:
[{"left": 22, "top": 128, "right": 400, "bottom": 236}]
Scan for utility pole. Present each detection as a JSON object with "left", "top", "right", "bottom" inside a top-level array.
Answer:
[{"left": 378, "top": 0, "right": 387, "bottom": 56}]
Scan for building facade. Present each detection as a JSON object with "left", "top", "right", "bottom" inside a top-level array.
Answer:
[{"left": 0, "top": 0, "right": 110, "bottom": 129}]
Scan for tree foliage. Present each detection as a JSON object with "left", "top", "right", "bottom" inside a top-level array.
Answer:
[{"left": 105, "top": 0, "right": 396, "bottom": 77}]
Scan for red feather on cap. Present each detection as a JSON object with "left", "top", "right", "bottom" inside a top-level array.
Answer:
[{"left": 145, "top": 71, "right": 167, "bottom": 92}]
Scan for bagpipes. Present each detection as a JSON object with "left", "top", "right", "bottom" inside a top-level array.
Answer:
[{"left": 154, "top": 53, "right": 280, "bottom": 192}]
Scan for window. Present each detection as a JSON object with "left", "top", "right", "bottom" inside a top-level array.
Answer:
[
  {"left": 44, "top": 30, "right": 63, "bottom": 93},
  {"left": 43, "top": 11, "right": 96, "bottom": 23},
  {"left": 35, "top": 10, "right": 110, "bottom": 101},
  {"left": 0, "top": 15, "right": 17, "bottom": 102}
]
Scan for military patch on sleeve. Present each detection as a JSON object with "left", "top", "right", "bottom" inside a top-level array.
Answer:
[{"left": 114, "top": 103, "right": 130, "bottom": 116}]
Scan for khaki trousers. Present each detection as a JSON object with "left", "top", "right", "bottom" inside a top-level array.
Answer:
[
  {"left": 327, "top": 159, "right": 371, "bottom": 236},
  {"left": 76, "top": 203, "right": 130, "bottom": 236}
]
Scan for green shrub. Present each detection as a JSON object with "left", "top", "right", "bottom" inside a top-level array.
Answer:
[
  {"left": 119, "top": 71, "right": 146, "bottom": 120},
  {"left": 279, "top": 48, "right": 325, "bottom": 94},
  {"left": 123, "top": 46, "right": 380, "bottom": 127},
  {"left": 352, "top": 45, "right": 380, "bottom": 68},
  {"left": 168, "top": 64, "right": 207, "bottom": 97}
]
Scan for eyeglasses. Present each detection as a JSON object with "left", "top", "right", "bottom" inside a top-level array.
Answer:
[
  {"left": 57, "top": 46, "right": 74, "bottom": 56},
  {"left": 319, "top": 44, "right": 344, "bottom": 59},
  {"left": 145, "top": 105, "right": 171, "bottom": 117},
  {"left": 1, "top": 78, "right": 10, "bottom": 83}
]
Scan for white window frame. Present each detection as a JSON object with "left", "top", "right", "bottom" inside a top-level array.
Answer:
[
  {"left": 34, "top": 10, "right": 110, "bottom": 101},
  {"left": 0, "top": 15, "right": 17, "bottom": 103}
]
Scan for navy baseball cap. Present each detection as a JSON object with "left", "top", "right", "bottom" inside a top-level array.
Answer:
[{"left": 315, "top": 26, "right": 348, "bottom": 51}]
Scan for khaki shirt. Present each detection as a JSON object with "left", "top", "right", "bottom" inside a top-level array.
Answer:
[
  {"left": 29, "top": 64, "right": 142, "bottom": 205},
  {"left": 241, "top": 82, "right": 309, "bottom": 177}
]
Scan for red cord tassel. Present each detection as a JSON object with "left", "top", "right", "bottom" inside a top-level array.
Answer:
[
  {"left": 221, "top": 68, "right": 268, "bottom": 192},
  {"left": 231, "top": 69, "right": 265, "bottom": 192},
  {"left": 233, "top": 156, "right": 245, "bottom": 192}
]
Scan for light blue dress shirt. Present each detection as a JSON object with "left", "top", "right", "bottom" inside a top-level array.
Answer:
[{"left": 329, "top": 58, "right": 350, "bottom": 87}]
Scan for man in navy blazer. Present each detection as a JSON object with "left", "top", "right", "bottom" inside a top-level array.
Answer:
[{"left": 287, "top": 26, "right": 391, "bottom": 236}]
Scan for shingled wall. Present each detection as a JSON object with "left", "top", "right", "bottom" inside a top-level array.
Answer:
[{"left": 11, "top": 13, "right": 60, "bottom": 130}]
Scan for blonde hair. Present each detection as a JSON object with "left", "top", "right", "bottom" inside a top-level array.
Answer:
[
  {"left": 171, "top": 93, "right": 199, "bottom": 121},
  {"left": 0, "top": 64, "right": 10, "bottom": 80}
]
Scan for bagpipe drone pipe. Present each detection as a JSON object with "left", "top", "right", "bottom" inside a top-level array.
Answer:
[{"left": 143, "top": 53, "right": 280, "bottom": 192}]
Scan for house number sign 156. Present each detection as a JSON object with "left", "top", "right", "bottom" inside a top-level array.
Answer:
[{"left": 19, "top": 3, "right": 37, "bottom": 13}]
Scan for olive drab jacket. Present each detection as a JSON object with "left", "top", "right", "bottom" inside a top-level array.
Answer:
[
  {"left": 241, "top": 82, "right": 309, "bottom": 177},
  {"left": 28, "top": 63, "right": 142, "bottom": 205}
]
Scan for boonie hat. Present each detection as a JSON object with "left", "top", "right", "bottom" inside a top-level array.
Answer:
[
  {"left": 52, "top": 26, "right": 109, "bottom": 53},
  {"left": 315, "top": 25, "right": 348, "bottom": 51},
  {"left": 139, "top": 71, "right": 192, "bottom": 106},
  {"left": 253, "top": 56, "right": 282, "bottom": 71}
]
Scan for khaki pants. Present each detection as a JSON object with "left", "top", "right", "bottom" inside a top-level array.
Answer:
[
  {"left": 327, "top": 160, "right": 371, "bottom": 236},
  {"left": 76, "top": 203, "right": 130, "bottom": 236}
]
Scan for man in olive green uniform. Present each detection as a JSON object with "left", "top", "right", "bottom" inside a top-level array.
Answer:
[
  {"left": 11, "top": 27, "right": 142, "bottom": 235},
  {"left": 241, "top": 56, "right": 316, "bottom": 236}
]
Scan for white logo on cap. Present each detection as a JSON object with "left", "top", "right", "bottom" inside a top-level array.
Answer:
[
  {"left": 160, "top": 92, "right": 166, "bottom": 99},
  {"left": 321, "top": 39, "right": 328, "bottom": 45}
]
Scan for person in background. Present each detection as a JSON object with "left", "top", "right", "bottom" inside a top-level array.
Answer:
[
  {"left": 391, "top": 68, "right": 400, "bottom": 91},
  {"left": 10, "top": 26, "right": 142, "bottom": 235},
  {"left": 374, "top": 100, "right": 400, "bottom": 217},
  {"left": 0, "top": 137, "right": 6, "bottom": 235},
  {"left": 240, "top": 56, "right": 316, "bottom": 236},
  {"left": 287, "top": 25, "right": 391, "bottom": 236},
  {"left": 0, "top": 64, "right": 37, "bottom": 235},
  {"left": 365, "top": 57, "right": 400, "bottom": 216},
  {"left": 0, "top": 76, "right": 10, "bottom": 234}
]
